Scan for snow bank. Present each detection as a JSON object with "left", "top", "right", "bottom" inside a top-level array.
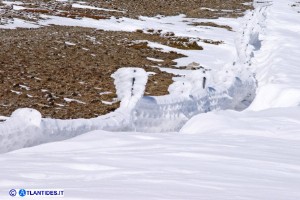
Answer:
[
  {"left": 0, "top": 106, "right": 135, "bottom": 153},
  {"left": 132, "top": 76, "right": 255, "bottom": 132},
  {"left": 0, "top": 71, "right": 255, "bottom": 153},
  {"left": 112, "top": 68, "right": 148, "bottom": 109},
  {"left": 0, "top": 109, "right": 42, "bottom": 153},
  {"left": 181, "top": 107, "right": 300, "bottom": 140},
  {"left": 248, "top": 0, "right": 300, "bottom": 110}
]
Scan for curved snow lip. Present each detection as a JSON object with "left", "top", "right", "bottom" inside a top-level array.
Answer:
[{"left": 0, "top": 2, "right": 270, "bottom": 153}]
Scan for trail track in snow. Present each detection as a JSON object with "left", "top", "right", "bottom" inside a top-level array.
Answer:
[{"left": 0, "top": 2, "right": 268, "bottom": 153}]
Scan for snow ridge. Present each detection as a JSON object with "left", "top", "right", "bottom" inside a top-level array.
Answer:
[{"left": 131, "top": 76, "right": 255, "bottom": 132}]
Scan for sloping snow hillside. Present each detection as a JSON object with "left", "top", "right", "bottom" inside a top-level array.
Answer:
[{"left": 1, "top": 0, "right": 300, "bottom": 199}]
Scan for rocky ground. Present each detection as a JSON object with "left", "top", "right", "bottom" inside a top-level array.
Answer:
[{"left": 0, "top": 0, "right": 252, "bottom": 119}]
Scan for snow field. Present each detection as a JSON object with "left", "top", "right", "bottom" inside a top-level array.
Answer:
[{"left": 1, "top": 0, "right": 300, "bottom": 199}]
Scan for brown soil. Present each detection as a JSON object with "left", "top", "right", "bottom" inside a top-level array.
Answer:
[
  {"left": 0, "top": 0, "right": 252, "bottom": 22},
  {"left": 89, "top": 0, "right": 253, "bottom": 18},
  {"left": 0, "top": 26, "right": 183, "bottom": 118}
]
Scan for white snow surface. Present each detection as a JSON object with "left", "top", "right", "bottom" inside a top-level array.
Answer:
[
  {"left": 0, "top": 107, "right": 300, "bottom": 199},
  {"left": 2, "top": 1, "right": 24, "bottom": 5},
  {"left": 112, "top": 68, "right": 148, "bottom": 109},
  {"left": 248, "top": 0, "right": 300, "bottom": 110},
  {"left": 1, "top": 0, "right": 300, "bottom": 199},
  {"left": 72, "top": 3, "right": 125, "bottom": 13},
  {"left": 0, "top": 18, "right": 39, "bottom": 29}
]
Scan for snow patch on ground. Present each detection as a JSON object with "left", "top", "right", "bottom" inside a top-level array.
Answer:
[
  {"left": 0, "top": 18, "right": 39, "bottom": 29},
  {"left": 72, "top": 3, "right": 126, "bottom": 13},
  {"left": 64, "top": 98, "right": 86, "bottom": 104}
]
